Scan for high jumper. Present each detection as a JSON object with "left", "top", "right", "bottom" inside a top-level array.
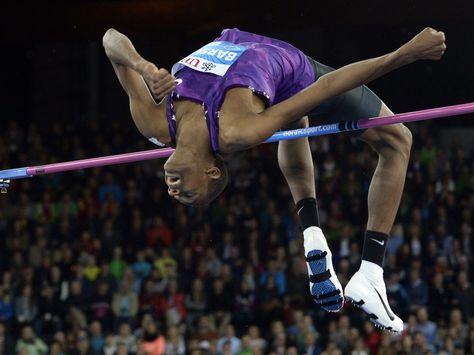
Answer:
[
  {"left": 2, "top": 27, "right": 450, "bottom": 332},
  {"left": 99, "top": 27, "right": 448, "bottom": 332}
]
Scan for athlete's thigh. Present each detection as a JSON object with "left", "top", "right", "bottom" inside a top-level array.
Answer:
[
  {"left": 305, "top": 58, "right": 382, "bottom": 131},
  {"left": 305, "top": 57, "right": 409, "bottom": 147}
]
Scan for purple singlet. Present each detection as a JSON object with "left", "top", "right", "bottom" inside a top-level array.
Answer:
[{"left": 166, "top": 28, "right": 316, "bottom": 152}]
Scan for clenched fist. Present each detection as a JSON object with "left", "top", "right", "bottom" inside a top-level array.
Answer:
[
  {"left": 137, "top": 61, "right": 176, "bottom": 101},
  {"left": 402, "top": 27, "right": 447, "bottom": 62}
]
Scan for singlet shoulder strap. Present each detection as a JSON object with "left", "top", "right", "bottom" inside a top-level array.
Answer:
[{"left": 165, "top": 94, "right": 178, "bottom": 147}]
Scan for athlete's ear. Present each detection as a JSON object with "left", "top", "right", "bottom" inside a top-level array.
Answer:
[{"left": 205, "top": 166, "right": 221, "bottom": 180}]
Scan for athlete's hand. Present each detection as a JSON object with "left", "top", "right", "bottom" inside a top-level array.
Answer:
[
  {"left": 137, "top": 60, "right": 176, "bottom": 101},
  {"left": 402, "top": 27, "right": 446, "bottom": 62}
]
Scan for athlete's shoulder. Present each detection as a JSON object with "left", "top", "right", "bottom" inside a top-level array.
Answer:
[
  {"left": 218, "top": 28, "right": 242, "bottom": 38},
  {"left": 216, "top": 28, "right": 272, "bottom": 45}
]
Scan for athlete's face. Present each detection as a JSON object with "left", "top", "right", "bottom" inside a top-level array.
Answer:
[{"left": 164, "top": 159, "right": 210, "bottom": 206}]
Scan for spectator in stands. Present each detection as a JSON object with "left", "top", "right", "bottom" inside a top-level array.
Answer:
[
  {"left": 89, "top": 321, "right": 105, "bottom": 354},
  {"left": 217, "top": 324, "right": 241, "bottom": 354},
  {"left": 259, "top": 259, "right": 287, "bottom": 296},
  {"left": 247, "top": 325, "right": 267, "bottom": 353},
  {"left": 164, "top": 325, "right": 186, "bottom": 354},
  {"left": 191, "top": 315, "right": 218, "bottom": 343},
  {"left": 303, "top": 331, "right": 321, "bottom": 355},
  {"left": 185, "top": 279, "right": 207, "bottom": 329},
  {"left": 406, "top": 268, "right": 429, "bottom": 311},
  {"left": 15, "top": 324, "right": 48, "bottom": 355},
  {"left": 110, "top": 247, "right": 127, "bottom": 280},
  {"left": 0, "top": 286, "right": 14, "bottom": 327},
  {"left": 452, "top": 270, "right": 474, "bottom": 320},
  {"left": 156, "top": 279, "right": 186, "bottom": 326},
  {"left": 70, "top": 329, "right": 95, "bottom": 355},
  {"left": 0, "top": 321, "right": 14, "bottom": 355},
  {"left": 448, "top": 308, "right": 468, "bottom": 346},
  {"left": 0, "top": 118, "right": 472, "bottom": 353},
  {"left": 140, "top": 320, "right": 165, "bottom": 355},
  {"left": 258, "top": 275, "right": 284, "bottom": 325},
  {"left": 386, "top": 272, "right": 409, "bottom": 319},
  {"left": 114, "top": 322, "right": 137, "bottom": 354},
  {"left": 154, "top": 249, "right": 178, "bottom": 279},
  {"left": 415, "top": 307, "right": 437, "bottom": 345},
  {"left": 132, "top": 250, "right": 152, "bottom": 289},
  {"left": 233, "top": 279, "right": 256, "bottom": 331},
  {"left": 329, "top": 316, "right": 351, "bottom": 353},
  {"left": 15, "top": 285, "right": 38, "bottom": 325},
  {"left": 428, "top": 272, "right": 451, "bottom": 321},
  {"left": 112, "top": 281, "right": 139, "bottom": 328},
  {"left": 36, "top": 284, "right": 63, "bottom": 340},
  {"left": 208, "top": 278, "right": 232, "bottom": 333}
]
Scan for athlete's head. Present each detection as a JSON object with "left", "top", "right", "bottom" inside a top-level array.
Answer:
[{"left": 164, "top": 153, "right": 228, "bottom": 206}]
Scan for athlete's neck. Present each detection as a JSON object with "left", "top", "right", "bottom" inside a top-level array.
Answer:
[{"left": 172, "top": 101, "right": 214, "bottom": 165}]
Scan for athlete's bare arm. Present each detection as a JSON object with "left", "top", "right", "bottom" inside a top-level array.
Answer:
[
  {"left": 223, "top": 27, "right": 446, "bottom": 151},
  {"left": 102, "top": 29, "right": 173, "bottom": 141}
]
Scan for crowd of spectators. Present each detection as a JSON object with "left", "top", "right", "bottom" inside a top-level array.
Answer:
[{"left": 0, "top": 117, "right": 472, "bottom": 355}]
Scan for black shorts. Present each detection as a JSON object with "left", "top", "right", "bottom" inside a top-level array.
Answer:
[{"left": 306, "top": 57, "right": 383, "bottom": 134}]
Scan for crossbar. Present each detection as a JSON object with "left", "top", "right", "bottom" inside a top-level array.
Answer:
[{"left": 1, "top": 102, "right": 473, "bottom": 180}]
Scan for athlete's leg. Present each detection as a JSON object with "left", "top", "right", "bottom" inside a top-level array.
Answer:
[
  {"left": 304, "top": 56, "right": 409, "bottom": 330},
  {"left": 278, "top": 117, "right": 315, "bottom": 203},
  {"left": 345, "top": 102, "right": 412, "bottom": 332},
  {"left": 278, "top": 117, "right": 343, "bottom": 312},
  {"left": 359, "top": 104, "right": 412, "bottom": 233}
]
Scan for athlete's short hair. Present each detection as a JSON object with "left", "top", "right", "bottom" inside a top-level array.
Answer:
[{"left": 205, "top": 154, "right": 228, "bottom": 204}]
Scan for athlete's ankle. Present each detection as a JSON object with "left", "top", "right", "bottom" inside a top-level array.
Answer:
[
  {"left": 296, "top": 197, "right": 321, "bottom": 230},
  {"left": 361, "top": 230, "right": 388, "bottom": 267},
  {"left": 303, "top": 226, "right": 323, "bottom": 236},
  {"left": 303, "top": 226, "right": 326, "bottom": 250},
  {"left": 359, "top": 260, "right": 384, "bottom": 281}
]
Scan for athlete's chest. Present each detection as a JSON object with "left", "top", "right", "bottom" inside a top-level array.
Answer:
[{"left": 218, "top": 87, "right": 266, "bottom": 126}]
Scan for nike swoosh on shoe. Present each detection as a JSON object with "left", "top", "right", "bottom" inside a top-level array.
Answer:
[{"left": 374, "top": 287, "right": 395, "bottom": 321}]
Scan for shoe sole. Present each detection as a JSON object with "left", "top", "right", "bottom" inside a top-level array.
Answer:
[
  {"left": 307, "top": 250, "right": 343, "bottom": 312},
  {"left": 345, "top": 296, "right": 398, "bottom": 332}
]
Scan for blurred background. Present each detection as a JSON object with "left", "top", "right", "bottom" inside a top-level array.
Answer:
[
  {"left": 2, "top": 0, "right": 474, "bottom": 136},
  {"left": 0, "top": 1, "right": 473, "bottom": 354}
]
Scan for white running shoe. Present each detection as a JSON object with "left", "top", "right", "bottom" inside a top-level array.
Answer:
[
  {"left": 304, "top": 227, "right": 344, "bottom": 312},
  {"left": 345, "top": 266, "right": 404, "bottom": 333}
]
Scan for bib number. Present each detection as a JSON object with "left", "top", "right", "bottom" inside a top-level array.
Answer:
[{"left": 172, "top": 41, "right": 247, "bottom": 76}]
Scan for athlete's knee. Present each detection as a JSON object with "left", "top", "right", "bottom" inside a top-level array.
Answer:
[
  {"left": 393, "top": 124, "right": 413, "bottom": 159},
  {"left": 283, "top": 116, "right": 309, "bottom": 130},
  {"left": 399, "top": 124, "right": 413, "bottom": 152},
  {"left": 387, "top": 124, "right": 412, "bottom": 157},
  {"left": 361, "top": 124, "right": 413, "bottom": 160}
]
